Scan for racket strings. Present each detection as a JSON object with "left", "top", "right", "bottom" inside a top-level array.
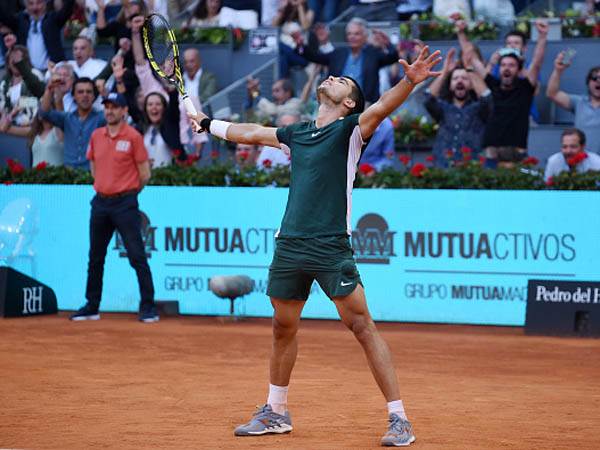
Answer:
[{"left": 147, "top": 16, "right": 176, "bottom": 78}]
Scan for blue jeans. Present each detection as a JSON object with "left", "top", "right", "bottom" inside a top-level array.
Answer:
[{"left": 85, "top": 193, "right": 154, "bottom": 308}]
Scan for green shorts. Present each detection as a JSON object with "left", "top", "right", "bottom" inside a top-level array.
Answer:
[{"left": 267, "top": 235, "right": 363, "bottom": 301}]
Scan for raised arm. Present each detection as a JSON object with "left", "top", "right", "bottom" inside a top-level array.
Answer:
[
  {"left": 359, "top": 46, "right": 441, "bottom": 139},
  {"left": 55, "top": 0, "right": 76, "bottom": 27},
  {"left": 95, "top": 0, "right": 107, "bottom": 31},
  {"left": 131, "top": 16, "right": 146, "bottom": 66},
  {"left": 527, "top": 20, "right": 549, "bottom": 86},
  {"left": 428, "top": 47, "right": 456, "bottom": 98},
  {"left": 187, "top": 110, "right": 280, "bottom": 148},
  {"left": 546, "top": 51, "right": 572, "bottom": 110}
]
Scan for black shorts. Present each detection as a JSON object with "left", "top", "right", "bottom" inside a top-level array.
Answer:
[{"left": 266, "top": 235, "right": 363, "bottom": 301}]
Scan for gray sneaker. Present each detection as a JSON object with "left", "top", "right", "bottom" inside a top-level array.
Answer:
[
  {"left": 381, "top": 414, "right": 416, "bottom": 446},
  {"left": 234, "top": 404, "right": 293, "bottom": 436}
]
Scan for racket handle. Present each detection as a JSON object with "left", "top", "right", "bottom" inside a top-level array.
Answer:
[{"left": 182, "top": 95, "right": 198, "bottom": 116}]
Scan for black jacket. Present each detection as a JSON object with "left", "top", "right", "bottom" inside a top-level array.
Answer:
[
  {"left": 0, "top": 0, "right": 75, "bottom": 64},
  {"left": 299, "top": 43, "right": 398, "bottom": 104}
]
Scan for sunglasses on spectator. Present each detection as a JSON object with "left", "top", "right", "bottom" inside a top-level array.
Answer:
[{"left": 590, "top": 75, "right": 600, "bottom": 82}]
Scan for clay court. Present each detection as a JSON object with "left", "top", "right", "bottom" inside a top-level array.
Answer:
[{"left": 1, "top": 314, "right": 599, "bottom": 449}]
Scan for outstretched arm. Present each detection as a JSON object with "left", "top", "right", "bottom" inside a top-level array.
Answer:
[
  {"left": 359, "top": 46, "right": 442, "bottom": 139},
  {"left": 546, "top": 51, "right": 572, "bottom": 110},
  {"left": 187, "top": 110, "right": 280, "bottom": 148},
  {"left": 527, "top": 20, "right": 548, "bottom": 86}
]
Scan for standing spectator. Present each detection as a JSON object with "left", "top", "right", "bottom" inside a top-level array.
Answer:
[
  {"left": 182, "top": 48, "right": 217, "bottom": 106},
  {"left": 457, "top": 22, "right": 541, "bottom": 123},
  {"left": 51, "top": 62, "right": 77, "bottom": 112},
  {"left": 0, "top": 0, "right": 76, "bottom": 71},
  {"left": 245, "top": 77, "right": 303, "bottom": 123},
  {"left": 425, "top": 48, "right": 492, "bottom": 166},
  {"left": 470, "top": 21, "right": 548, "bottom": 167},
  {"left": 39, "top": 77, "right": 106, "bottom": 169},
  {"left": 68, "top": 36, "right": 107, "bottom": 79},
  {"left": 96, "top": 0, "right": 147, "bottom": 59},
  {"left": 70, "top": 92, "right": 158, "bottom": 323},
  {"left": 29, "top": 114, "right": 64, "bottom": 167},
  {"left": 275, "top": 0, "right": 315, "bottom": 78},
  {"left": 544, "top": 128, "right": 600, "bottom": 181},
  {"left": 140, "top": 91, "right": 184, "bottom": 168},
  {"left": 546, "top": 55, "right": 600, "bottom": 154},
  {"left": 360, "top": 117, "right": 395, "bottom": 171},
  {"left": 130, "top": 15, "right": 199, "bottom": 158},
  {"left": 297, "top": 18, "right": 399, "bottom": 105},
  {"left": 0, "top": 44, "right": 44, "bottom": 135}
]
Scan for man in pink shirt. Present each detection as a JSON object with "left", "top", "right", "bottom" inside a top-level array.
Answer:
[{"left": 70, "top": 92, "right": 158, "bottom": 323}]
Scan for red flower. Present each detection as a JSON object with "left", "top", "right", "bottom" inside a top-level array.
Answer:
[
  {"left": 460, "top": 146, "right": 473, "bottom": 154},
  {"left": 262, "top": 159, "right": 272, "bottom": 169},
  {"left": 210, "top": 150, "right": 219, "bottom": 160},
  {"left": 184, "top": 153, "right": 200, "bottom": 166},
  {"left": 410, "top": 163, "right": 426, "bottom": 177},
  {"left": 444, "top": 149, "right": 454, "bottom": 159},
  {"left": 522, "top": 156, "right": 539, "bottom": 166},
  {"left": 172, "top": 149, "right": 182, "bottom": 158},
  {"left": 546, "top": 176, "right": 554, "bottom": 187},
  {"left": 35, "top": 161, "right": 48, "bottom": 171},
  {"left": 479, "top": 156, "right": 486, "bottom": 165},
  {"left": 567, "top": 151, "right": 588, "bottom": 167},
  {"left": 237, "top": 150, "right": 249, "bottom": 162},
  {"left": 358, "top": 163, "right": 376, "bottom": 176},
  {"left": 7, "top": 158, "right": 24, "bottom": 175},
  {"left": 398, "top": 154, "right": 411, "bottom": 166},
  {"left": 425, "top": 155, "right": 434, "bottom": 163},
  {"left": 463, "top": 154, "right": 472, "bottom": 162}
]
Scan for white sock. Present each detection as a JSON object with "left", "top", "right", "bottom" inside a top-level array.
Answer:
[
  {"left": 267, "top": 383, "right": 288, "bottom": 415},
  {"left": 387, "top": 400, "right": 407, "bottom": 420}
]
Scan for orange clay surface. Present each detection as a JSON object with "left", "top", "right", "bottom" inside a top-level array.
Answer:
[{"left": 1, "top": 313, "right": 599, "bottom": 449}]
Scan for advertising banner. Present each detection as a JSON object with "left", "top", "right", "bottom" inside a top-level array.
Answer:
[{"left": 1, "top": 186, "right": 599, "bottom": 325}]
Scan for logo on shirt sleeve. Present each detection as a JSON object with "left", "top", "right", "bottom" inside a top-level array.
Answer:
[{"left": 116, "top": 140, "right": 131, "bottom": 152}]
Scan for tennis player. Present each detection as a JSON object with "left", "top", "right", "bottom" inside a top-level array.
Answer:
[{"left": 189, "top": 46, "right": 441, "bottom": 446}]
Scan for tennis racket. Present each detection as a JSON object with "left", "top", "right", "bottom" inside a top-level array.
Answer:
[{"left": 142, "top": 13, "right": 198, "bottom": 116}]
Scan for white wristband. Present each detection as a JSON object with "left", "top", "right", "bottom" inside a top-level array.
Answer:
[{"left": 210, "top": 120, "right": 231, "bottom": 139}]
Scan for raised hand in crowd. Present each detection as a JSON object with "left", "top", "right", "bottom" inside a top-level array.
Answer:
[
  {"left": 428, "top": 47, "right": 456, "bottom": 98},
  {"left": 118, "top": 37, "right": 132, "bottom": 55},
  {"left": 130, "top": 14, "right": 145, "bottom": 34},
  {"left": 371, "top": 29, "right": 391, "bottom": 50},
  {"left": 95, "top": 79, "right": 108, "bottom": 98},
  {"left": 553, "top": 51, "right": 571, "bottom": 73}
]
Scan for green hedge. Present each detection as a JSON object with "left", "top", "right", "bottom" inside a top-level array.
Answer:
[{"left": 2, "top": 160, "right": 600, "bottom": 190}]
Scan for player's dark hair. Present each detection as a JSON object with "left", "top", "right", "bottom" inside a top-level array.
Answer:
[
  {"left": 504, "top": 30, "right": 527, "bottom": 47},
  {"left": 562, "top": 128, "right": 586, "bottom": 146},
  {"left": 72, "top": 77, "right": 98, "bottom": 99},
  {"left": 344, "top": 76, "right": 365, "bottom": 115}
]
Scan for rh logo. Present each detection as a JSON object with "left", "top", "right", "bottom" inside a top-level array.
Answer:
[{"left": 22, "top": 286, "right": 43, "bottom": 314}]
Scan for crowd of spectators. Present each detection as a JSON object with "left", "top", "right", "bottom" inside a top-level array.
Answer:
[{"left": 0, "top": 0, "right": 599, "bottom": 182}]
